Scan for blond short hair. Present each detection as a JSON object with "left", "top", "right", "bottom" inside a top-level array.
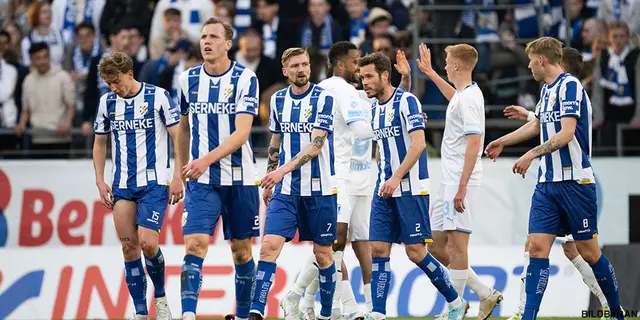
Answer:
[
  {"left": 281, "top": 47, "right": 309, "bottom": 67},
  {"left": 525, "top": 37, "right": 563, "bottom": 65},
  {"left": 98, "top": 52, "right": 134, "bottom": 79},
  {"left": 444, "top": 44, "right": 478, "bottom": 69}
]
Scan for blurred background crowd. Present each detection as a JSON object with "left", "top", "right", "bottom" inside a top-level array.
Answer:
[{"left": 0, "top": 0, "right": 639, "bottom": 159}]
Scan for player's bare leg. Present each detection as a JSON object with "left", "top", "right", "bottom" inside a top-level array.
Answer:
[
  {"left": 254, "top": 234, "right": 286, "bottom": 318},
  {"left": 575, "top": 238, "right": 624, "bottom": 319},
  {"left": 352, "top": 240, "right": 372, "bottom": 313},
  {"left": 113, "top": 200, "right": 148, "bottom": 319},
  {"left": 428, "top": 231, "right": 450, "bottom": 265},
  {"left": 137, "top": 225, "right": 171, "bottom": 320}
]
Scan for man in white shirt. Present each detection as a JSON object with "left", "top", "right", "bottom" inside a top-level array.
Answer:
[{"left": 417, "top": 43, "right": 502, "bottom": 319}]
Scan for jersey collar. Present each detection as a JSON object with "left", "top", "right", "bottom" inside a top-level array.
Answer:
[{"left": 289, "top": 83, "right": 315, "bottom": 99}]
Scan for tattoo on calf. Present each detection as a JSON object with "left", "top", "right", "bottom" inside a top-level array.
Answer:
[{"left": 120, "top": 237, "right": 130, "bottom": 242}]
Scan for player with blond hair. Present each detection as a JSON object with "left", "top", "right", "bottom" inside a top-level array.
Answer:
[
  {"left": 416, "top": 43, "right": 503, "bottom": 319},
  {"left": 485, "top": 37, "right": 624, "bottom": 320}
]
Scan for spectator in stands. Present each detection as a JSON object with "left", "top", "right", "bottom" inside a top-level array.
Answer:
[
  {"left": 581, "top": 18, "right": 608, "bottom": 61},
  {"left": 149, "top": 8, "right": 194, "bottom": 60},
  {"left": 592, "top": 21, "right": 640, "bottom": 154},
  {"left": 0, "top": 30, "right": 18, "bottom": 133},
  {"left": 156, "top": 38, "right": 193, "bottom": 104},
  {"left": 21, "top": 1, "right": 64, "bottom": 66},
  {"left": 141, "top": 37, "right": 190, "bottom": 86},
  {"left": 2, "top": 0, "right": 33, "bottom": 31},
  {"left": 16, "top": 42, "right": 75, "bottom": 158},
  {"left": 371, "top": 33, "right": 402, "bottom": 87},
  {"left": 489, "top": 25, "right": 531, "bottom": 108},
  {"left": 2, "top": 21, "right": 22, "bottom": 63},
  {"left": 233, "top": 28, "right": 282, "bottom": 103},
  {"left": 50, "top": 0, "right": 106, "bottom": 45},
  {"left": 597, "top": 0, "right": 640, "bottom": 36},
  {"left": 81, "top": 22, "right": 131, "bottom": 136},
  {"left": 149, "top": 0, "right": 214, "bottom": 46},
  {"left": 63, "top": 22, "right": 101, "bottom": 124},
  {"left": 299, "top": 0, "right": 344, "bottom": 55},
  {"left": 559, "top": 0, "right": 591, "bottom": 48},
  {"left": 253, "top": 0, "right": 297, "bottom": 61},
  {"left": 127, "top": 25, "right": 148, "bottom": 68},
  {"left": 359, "top": 7, "right": 392, "bottom": 55},
  {"left": 215, "top": 0, "right": 238, "bottom": 45},
  {"left": 345, "top": 0, "right": 369, "bottom": 47},
  {"left": 99, "top": 0, "right": 151, "bottom": 41}
]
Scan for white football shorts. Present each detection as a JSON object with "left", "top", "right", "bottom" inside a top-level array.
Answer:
[
  {"left": 430, "top": 183, "right": 480, "bottom": 233},
  {"left": 336, "top": 179, "right": 371, "bottom": 241}
]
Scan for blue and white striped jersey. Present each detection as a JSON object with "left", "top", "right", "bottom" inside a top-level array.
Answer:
[
  {"left": 372, "top": 88, "right": 430, "bottom": 197},
  {"left": 94, "top": 83, "right": 180, "bottom": 189},
  {"left": 269, "top": 84, "right": 336, "bottom": 196},
  {"left": 178, "top": 62, "right": 260, "bottom": 186},
  {"left": 534, "top": 73, "right": 594, "bottom": 184}
]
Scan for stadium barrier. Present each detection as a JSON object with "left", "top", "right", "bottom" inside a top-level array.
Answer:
[{"left": 0, "top": 158, "right": 638, "bottom": 318}]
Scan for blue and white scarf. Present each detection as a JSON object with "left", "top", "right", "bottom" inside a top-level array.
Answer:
[
  {"left": 301, "top": 15, "right": 333, "bottom": 54},
  {"left": 349, "top": 10, "right": 368, "bottom": 47},
  {"left": 72, "top": 39, "right": 101, "bottom": 75},
  {"left": 600, "top": 46, "right": 634, "bottom": 106},
  {"left": 475, "top": 0, "right": 500, "bottom": 43},
  {"left": 62, "top": 0, "right": 95, "bottom": 45},
  {"left": 262, "top": 17, "right": 278, "bottom": 59}
]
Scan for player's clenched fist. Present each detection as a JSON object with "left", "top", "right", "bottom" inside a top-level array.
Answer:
[
  {"left": 484, "top": 140, "right": 504, "bottom": 161},
  {"left": 261, "top": 169, "right": 285, "bottom": 191},
  {"left": 169, "top": 177, "right": 184, "bottom": 205},
  {"left": 378, "top": 176, "right": 400, "bottom": 198},
  {"left": 262, "top": 188, "right": 273, "bottom": 206}
]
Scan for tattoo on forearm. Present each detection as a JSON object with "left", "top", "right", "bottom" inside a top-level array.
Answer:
[
  {"left": 312, "top": 135, "right": 326, "bottom": 148},
  {"left": 267, "top": 146, "right": 280, "bottom": 173},
  {"left": 399, "top": 75, "right": 411, "bottom": 91},
  {"left": 292, "top": 154, "right": 314, "bottom": 170},
  {"left": 531, "top": 139, "right": 561, "bottom": 157}
]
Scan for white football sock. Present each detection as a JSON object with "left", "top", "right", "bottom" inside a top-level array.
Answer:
[
  {"left": 363, "top": 283, "right": 372, "bottom": 312},
  {"left": 302, "top": 277, "right": 319, "bottom": 309},
  {"left": 466, "top": 267, "right": 492, "bottom": 299},
  {"left": 571, "top": 255, "right": 608, "bottom": 308},
  {"left": 293, "top": 254, "right": 319, "bottom": 297},
  {"left": 341, "top": 280, "right": 359, "bottom": 314},
  {"left": 331, "top": 251, "right": 344, "bottom": 318},
  {"left": 449, "top": 269, "right": 468, "bottom": 298},
  {"left": 449, "top": 296, "right": 463, "bottom": 308},
  {"left": 518, "top": 251, "right": 529, "bottom": 314}
]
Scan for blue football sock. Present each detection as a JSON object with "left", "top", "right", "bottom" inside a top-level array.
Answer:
[
  {"left": 250, "top": 260, "right": 276, "bottom": 315},
  {"left": 416, "top": 253, "right": 458, "bottom": 303},
  {"left": 235, "top": 259, "right": 255, "bottom": 318},
  {"left": 144, "top": 248, "right": 166, "bottom": 298},
  {"left": 125, "top": 258, "right": 148, "bottom": 315},
  {"left": 371, "top": 257, "right": 391, "bottom": 314},
  {"left": 181, "top": 255, "right": 203, "bottom": 314},
  {"left": 523, "top": 257, "right": 549, "bottom": 320},
  {"left": 318, "top": 263, "right": 336, "bottom": 318},
  {"left": 590, "top": 254, "right": 623, "bottom": 319}
]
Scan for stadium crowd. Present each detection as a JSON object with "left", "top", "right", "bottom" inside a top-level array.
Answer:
[{"left": 0, "top": 0, "right": 638, "bottom": 158}]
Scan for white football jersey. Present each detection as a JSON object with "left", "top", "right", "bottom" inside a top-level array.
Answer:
[
  {"left": 350, "top": 90, "right": 375, "bottom": 196},
  {"left": 317, "top": 76, "right": 369, "bottom": 182},
  {"left": 441, "top": 82, "right": 485, "bottom": 186}
]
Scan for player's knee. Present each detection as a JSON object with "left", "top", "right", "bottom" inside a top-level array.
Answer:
[
  {"left": 140, "top": 238, "right": 159, "bottom": 258},
  {"left": 121, "top": 241, "right": 140, "bottom": 260},
  {"left": 562, "top": 243, "right": 579, "bottom": 261},
  {"left": 427, "top": 242, "right": 445, "bottom": 260},
  {"left": 185, "top": 237, "right": 208, "bottom": 257},
  {"left": 230, "top": 240, "right": 253, "bottom": 264},
  {"left": 527, "top": 237, "right": 551, "bottom": 258},
  {"left": 405, "top": 244, "right": 427, "bottom": 264},
  {"left": 313, "top": 245, "right": 334, "bottom": 268},
  {"left": 258, "top": 238, "right": 280, "bottom": 261},
  {"left": 370, "top": 245, "right": 388, "bottom": 258},
  {"left": 575, "top": 242, "right": 601, "bottom": 264}
]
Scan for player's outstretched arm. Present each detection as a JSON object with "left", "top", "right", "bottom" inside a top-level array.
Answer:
[
  {"left": 167, "top": 125, "right": 184, "bottom": 205},
  {"left": 261, "top": 129, "right": 328, "bottom": 190},
  {"left": 416, "top": 43, "right": 455, "bottom": 101},
  {"left": 395, "top": 50, "right": 412, "bottom": 91},
  {"left": 485, "top": 119, "right": 540, "bottom": 161},
  {"left": 379, "top": 130, "right": 426, "bottom": 197},
  {"left": 504, "top": 105, "right": 534, "bottom": 121},
  {"left": 93, "top": 134, "right": 113, "bottom": 209},
  {"left": 512, "top": 117, "right": 577, "bottom": 178}
]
